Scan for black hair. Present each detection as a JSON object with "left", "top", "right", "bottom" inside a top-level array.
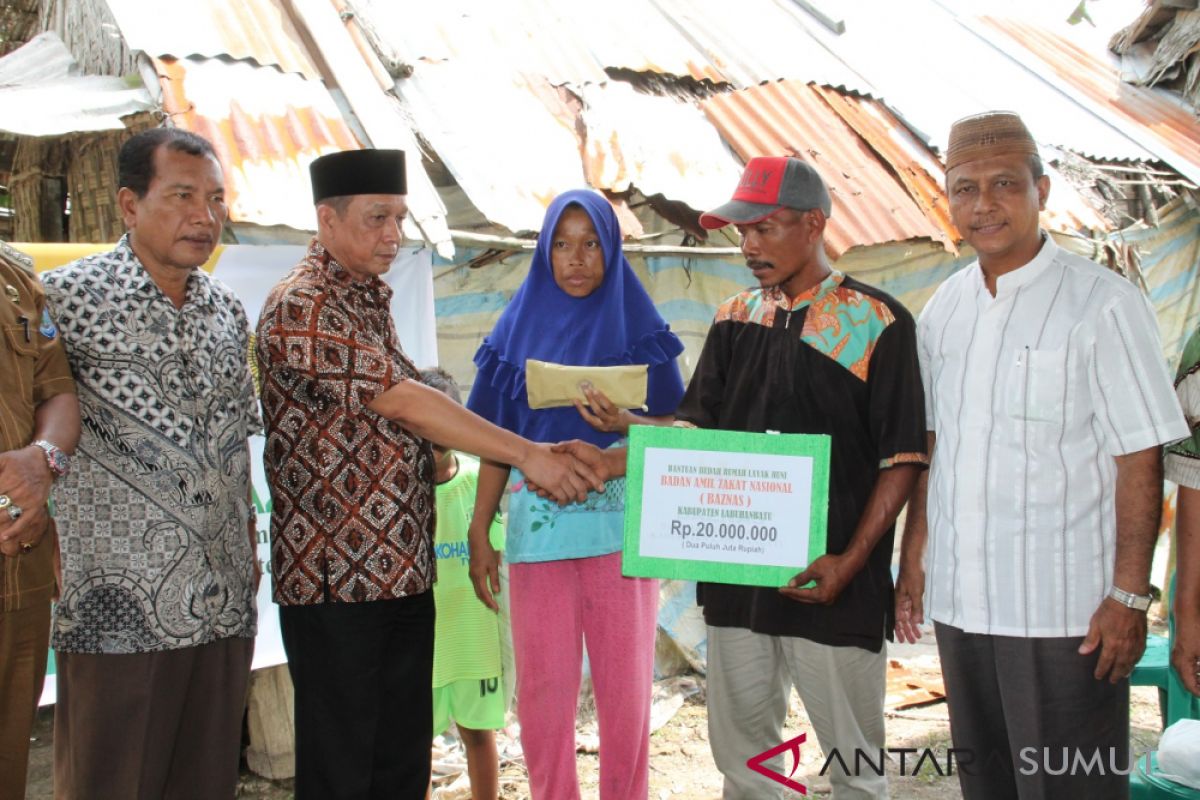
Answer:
[
  {"left": 420, "top": 367, "right": 461, "bottom": 404},
  {"left": 118, "top": 128, "right": 219, "bottom": 199},
  {"left": 318, "top": 195, "right": 354, "bottom": 216},
  {"left": 1028, "top": 154, "right": 1045, "bottom": 181}
]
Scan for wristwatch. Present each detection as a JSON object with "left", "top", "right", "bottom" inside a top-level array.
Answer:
[
  {"left": 33, "top": 439, "right": 70, "bottom": 479},
  {"left": 1107, "top": 585, "right": 1153, "bottom": 612}
]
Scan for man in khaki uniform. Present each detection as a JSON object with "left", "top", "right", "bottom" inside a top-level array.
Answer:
[{"left": 0, "top": 239, "right": 79, "bottom": 798}]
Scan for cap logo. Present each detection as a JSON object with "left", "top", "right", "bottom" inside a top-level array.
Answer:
[{"left": 733, "top": 163, "right": 785, "bottom": 204}]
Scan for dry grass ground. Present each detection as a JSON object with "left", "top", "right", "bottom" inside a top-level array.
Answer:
[{"left": 25, "top": 630, "right": 1171, "bottom": 800}]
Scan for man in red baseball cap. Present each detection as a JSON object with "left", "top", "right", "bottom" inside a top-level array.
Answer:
[{"left": 680, "top": 156, "right": 928, "bottom": 798}]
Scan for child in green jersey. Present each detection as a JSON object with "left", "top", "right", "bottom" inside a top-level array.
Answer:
[{"left": 422, "top": 368, "right": 507, "bottom": 800}]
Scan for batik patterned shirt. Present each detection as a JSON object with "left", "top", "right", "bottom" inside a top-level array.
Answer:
[
  {"left": 42, "top": 235, "right": 260, "bottom": 654},
  {"left": 676, "top": 270, "right": 927, "bottom": 652},
  {"left": 256, "top": 238, "right": 435, "bottom": 606}
]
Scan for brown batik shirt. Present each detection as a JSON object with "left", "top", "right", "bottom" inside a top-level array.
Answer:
[{"left": 256, "top": 238, "right": 435, "bottom": 606}]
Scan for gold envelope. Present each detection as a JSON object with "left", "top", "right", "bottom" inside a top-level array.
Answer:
[{"left": 525, "top": 359, "right": 648, "bottom": 410}]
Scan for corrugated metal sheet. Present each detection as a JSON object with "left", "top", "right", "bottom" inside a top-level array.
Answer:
[
  {"left": 650, "top": 0, "right": 873, "bottom": 92},
  {"left": 812, "top": 85, "right": 954, "bottom": 240},
  {"left": 349, "top": 0, "right": 728, "bottom": 87},
  {"left": 105, "top": 1, "right": 450, "bottom": 251},
  {"left": 701, "top": 80, "right": 957, "bottom": 255},
  {"left": 699, "top": 79, "right": 1109, "bottom": 253},
  {"left": 154, "top": 56, "right": 360, "bottom": 231},
  {"left": 567, "top": 0, "right": 727, "bottom": 84},
  {"left": 814, "top": 85, "right": 1110, "bottom": 235},
  {"left": 347, "top": 0, "right": 609, "bottom": 86},
  {"left": 0, "top": 32, "right": 154, "bottom": 136},
  {"left": 332, "top": 0, "right": 1132, "bottom": 248},
  {"left": 580, "top": 81, "right": 744, "bottom": 213},
  {"left": 356, "top": 0, "right": 867, "bottom": 90},
  {"left": 978, "top": 16, "right": 1200, "bottom": 186},
  {"left": 289, "top": 0, "right": 451, "bottom": 254},
  {"left": 105, "top": 0, "right": 320, "bottom": 79},
  {"left": 781, "top": 0, "right": 1156, "bottom": 163},
  {"left": 395, "top": 59, "right": 587, "bottom": 234}
]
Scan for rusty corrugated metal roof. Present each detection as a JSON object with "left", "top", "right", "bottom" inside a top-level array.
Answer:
[
  {"left": 699, "top": 79, "right": 1110, "bottom": 254},
  {"left": 105, "top": 0, "right": 321, "bottom": 79},
  {"left": 575, "top": 0, "right": 727, "bottom": 84},
  {"left": 700, "top": 80, "right": 957, "bottom": 255},
  {"left": 115, "top": 1, "right": 450, "bottom": 250},
  {"left": 334, "top": 0, "right": 1119, "bottom": 248},
  {"left": 775, "top": 0, "right": 1157, "bottom": 163},
  {"left": 349, "top": 0, "right": 608, "bottom": 85},
  {"left": 348, "top": 0, "right": 725, "bottom": 87},
  {"left": 580, "top": 81, "right": 745, "bottom": 216},
  {"left": 155, "top": 56, "right": 361, "bottom": 231},
  {"left": 812, "top": 85, "right": 955, "bottom": 243},
  {"left": 979, "top": 16, "right": 1200, "bottom": 185}
]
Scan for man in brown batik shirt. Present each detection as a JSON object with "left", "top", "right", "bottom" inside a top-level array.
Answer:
[{"left": 257, "top": 148, "right": 602, "bottom": 800}]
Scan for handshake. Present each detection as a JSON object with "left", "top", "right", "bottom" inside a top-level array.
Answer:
[{"left": 519, "top": 439, "right": 628, "bottom": 505}]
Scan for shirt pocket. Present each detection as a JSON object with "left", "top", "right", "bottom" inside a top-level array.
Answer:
[
  {"left": 1006, "top": 346, "right": 1067, "bottom": 424},
  {"left": 2, "top": 323, "right": 38, "bottom": 412}
]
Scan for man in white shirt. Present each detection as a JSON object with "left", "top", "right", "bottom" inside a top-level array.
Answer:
[{"left": 894, "top": 111, "right": 1189, "bottom": 799}]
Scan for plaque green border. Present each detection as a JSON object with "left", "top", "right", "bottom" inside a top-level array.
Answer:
[{"left": 623, "top": 425, "right": 830, "bottom": 587}]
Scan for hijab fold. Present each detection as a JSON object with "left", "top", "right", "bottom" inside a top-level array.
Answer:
[{"left": 467, "top": 190, "right": 684, "bottom": 447}]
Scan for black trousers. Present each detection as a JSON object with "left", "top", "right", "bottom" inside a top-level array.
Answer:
[
  {"left": 280, "top": 592, "right": 435, "bottom": 800},
  {"left": 935, "top": 621, "right": 1130, "bottom": 800}
]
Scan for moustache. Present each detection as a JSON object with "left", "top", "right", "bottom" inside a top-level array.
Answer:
[{"left": 746, "top": 259, "right": 774, "bottom": 270}]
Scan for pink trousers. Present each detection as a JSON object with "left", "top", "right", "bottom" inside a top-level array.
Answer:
[{"left": 509, "top": 552, "right": 658, "bottom": 800}]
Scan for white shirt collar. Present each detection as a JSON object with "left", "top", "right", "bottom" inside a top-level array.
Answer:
[{"left": 973, "top": 233, "right": 1056, "bottom": 299}]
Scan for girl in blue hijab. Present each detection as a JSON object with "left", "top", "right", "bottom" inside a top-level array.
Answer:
[{"left": 466, "top": 189, "right": 684, "bottom": 800}]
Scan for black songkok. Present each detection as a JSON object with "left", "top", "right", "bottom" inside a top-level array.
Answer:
[{"left": 310, "top": 149, "right": 406, "bottom": 203}]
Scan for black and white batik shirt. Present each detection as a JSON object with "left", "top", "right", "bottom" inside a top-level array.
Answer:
[{"left": 43, "top": 235, "right": 261, "bottom": 654}]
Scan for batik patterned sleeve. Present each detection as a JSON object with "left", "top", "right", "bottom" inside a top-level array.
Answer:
[
  {"left": 1089, "top": 287, "right": 1189, "bottom": 456},
  {"left": 1166, "top": 326, "right": 1200, "bottom": 489},
  {"left": 868, "top": 304, "right": 928, "bottom": 469},
  {"left": 258, "top": 286, "right": 398, "bottom": 424}
]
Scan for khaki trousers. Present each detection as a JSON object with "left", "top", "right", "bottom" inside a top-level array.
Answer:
[{"left": 706, "top": 625, "right": 889, "bottom": 800}]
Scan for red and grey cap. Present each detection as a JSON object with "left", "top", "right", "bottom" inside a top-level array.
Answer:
[{"left": 699, "top": 156, "right": 832, "bottom": 230}]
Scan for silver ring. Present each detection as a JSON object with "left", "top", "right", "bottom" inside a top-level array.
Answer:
[
  {"left": 6, "top": 504, "right": 21, "bottom": 521},
  {"left": 0, "top": 494, "right": 10, "bottom": 509}
]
